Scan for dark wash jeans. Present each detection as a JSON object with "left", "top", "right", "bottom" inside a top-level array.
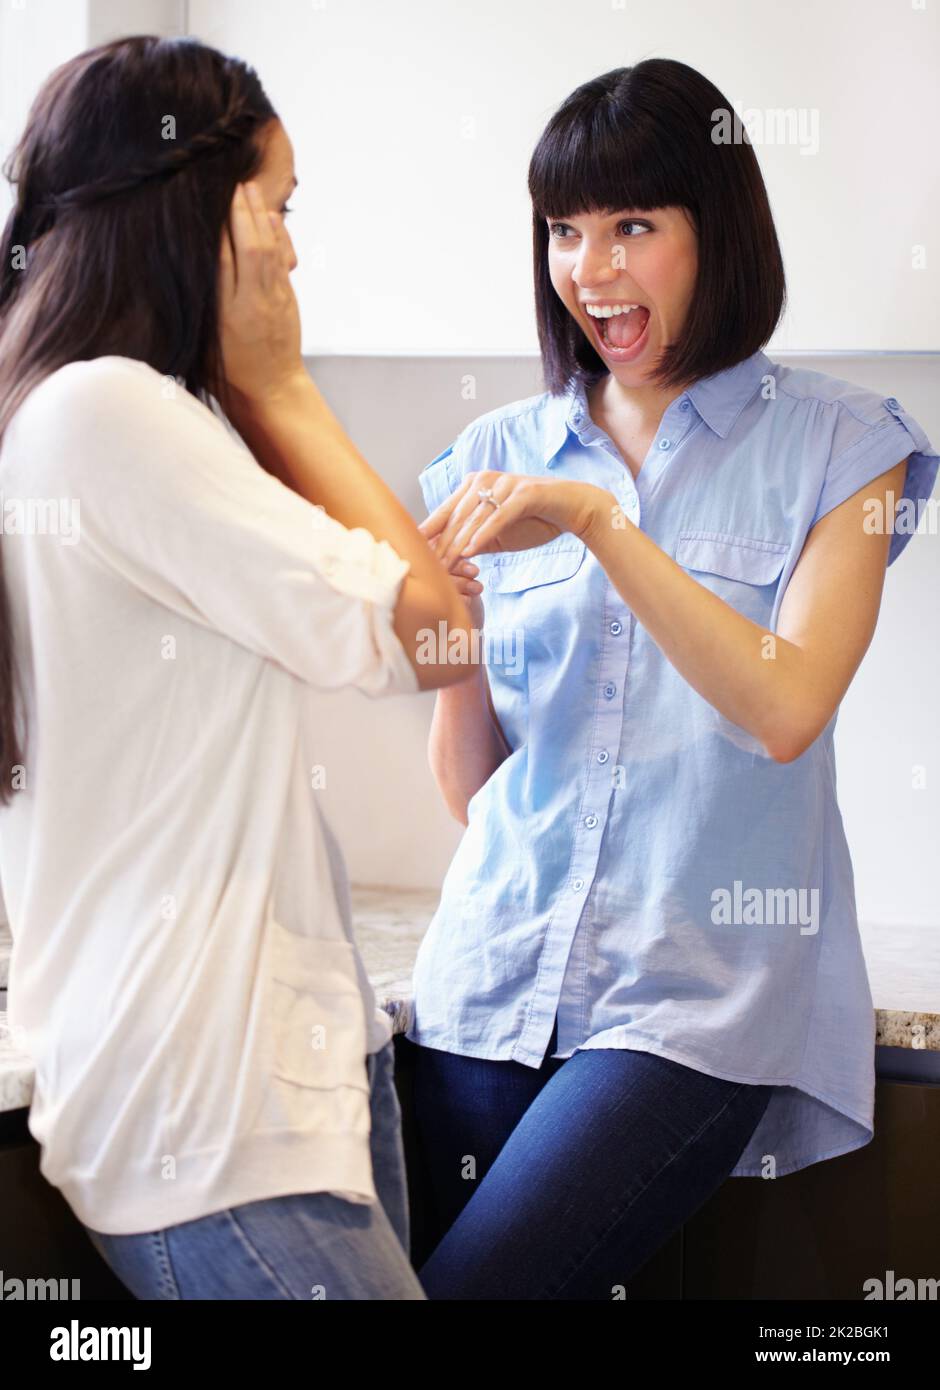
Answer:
[{"left": 406, "top": 1020, "right": 774, "bottom": 1300}]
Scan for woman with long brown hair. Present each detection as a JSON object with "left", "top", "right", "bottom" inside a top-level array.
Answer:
[{"left": 0, "top": 34, "right": 471, "bottom": 1299}]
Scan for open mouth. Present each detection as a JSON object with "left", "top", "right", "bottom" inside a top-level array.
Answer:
[{"left": 584, "top": 303, "right": 651, "bottom": 361}]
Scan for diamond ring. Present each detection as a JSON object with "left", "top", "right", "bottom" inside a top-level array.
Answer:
[{"left": 476, "top": 486, "right": 501, "bottom": 510}]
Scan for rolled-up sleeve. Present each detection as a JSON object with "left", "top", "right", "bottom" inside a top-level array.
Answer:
[
  {"left": 31, "top": 357, "right": 418, "bottom": 697},
  {"left": 811, "top": 395, "right": 939, "bottom": 565}
]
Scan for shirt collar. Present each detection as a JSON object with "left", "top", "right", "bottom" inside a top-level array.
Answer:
[
  {"left": 684, "top": 349, "right": 772, "bottom": 438},
  {"left": 543, "top": 349, "right": 772, "bottom": 466}
]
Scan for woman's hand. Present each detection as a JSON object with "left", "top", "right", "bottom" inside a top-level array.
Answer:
[
  {"left": 445, "top": 556, "right": 484, "bottom": 628},
  {"left": 419, "top": 470, "right": 616, "bottom": 569},
  {"left": 217, "top": 181, "right": 305, "bottom": 409}
]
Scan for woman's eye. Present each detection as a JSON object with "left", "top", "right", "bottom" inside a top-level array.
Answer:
[
  {"left": 549, "top": 220, "right": 650, "bottom": 239},
  {"left": 280, "top": 203, "right": 294, "bottom": 218}
]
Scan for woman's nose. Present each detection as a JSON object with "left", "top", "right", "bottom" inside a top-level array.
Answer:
[{"left": 573, "top": 243, "right": 620, "bottom": 289}]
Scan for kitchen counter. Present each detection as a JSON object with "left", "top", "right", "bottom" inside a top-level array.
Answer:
[{"left": 1, "top": 888, "right": 938, "bottom": 1114}]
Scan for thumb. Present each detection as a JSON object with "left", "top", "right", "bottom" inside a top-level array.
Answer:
[{"left": 267, "top": 211, "right": 293, "bottom": 271}]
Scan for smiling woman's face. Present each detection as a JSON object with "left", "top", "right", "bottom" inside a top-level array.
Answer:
[{"left": 546, "top": 206, "right": 698, "bottom": 386}]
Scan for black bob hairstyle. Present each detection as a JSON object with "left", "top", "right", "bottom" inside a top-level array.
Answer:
[{"left": 528, "top": 58, "right": 787, "bottom": 395}]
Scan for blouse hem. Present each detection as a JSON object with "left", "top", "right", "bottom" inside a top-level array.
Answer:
[
  {"left": 405, "top": 1021, "right": 875, "bottom": 1176},
  {"left": 53, "top": 1126, "right": 378, "bottom": 1237}
]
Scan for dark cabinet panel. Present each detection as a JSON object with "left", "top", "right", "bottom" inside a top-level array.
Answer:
[
  {"left": 683, "top": 1079, "right": 940, "bottom": 1299},
  {"left": 0, "top": 1116, "right": 132, "bottom": 1299}
]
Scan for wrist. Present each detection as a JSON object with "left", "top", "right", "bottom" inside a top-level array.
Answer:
[
  {"left": 230, "top": 367, "right": 318, "bottom": 423},
  {"left": 578, "top": 487, "right": 620, "bottom": 549}
]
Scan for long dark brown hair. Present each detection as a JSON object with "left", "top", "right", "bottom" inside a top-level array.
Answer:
[
  {"left": 528, "top": 59, "right": 787, "bottom": 395},
  {"left": 0, "top": 35, "right": 278, "bottom": 804}
]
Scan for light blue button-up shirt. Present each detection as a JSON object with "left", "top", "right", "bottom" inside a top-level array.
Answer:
[{"left": 408, "top": 350, "right": 938, "bottom": 1177}]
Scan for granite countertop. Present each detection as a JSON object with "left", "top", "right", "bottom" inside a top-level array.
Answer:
[{"left": 1, "top": 890, "right": 938, "bottom": 1115}]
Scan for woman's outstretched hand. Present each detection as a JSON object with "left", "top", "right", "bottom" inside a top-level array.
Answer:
[
  {"left": 218, "top": 180, "right": 305, "bottom": 407},
  {"left": 420, "top": 470, "right": 616, "bottom": 569}
]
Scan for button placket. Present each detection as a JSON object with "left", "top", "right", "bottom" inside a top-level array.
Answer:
[
  {"left": 535, "top": 595, "right": 629, "bottom": 1057},
  {"left": 514, "top": 398, "right": 632, "bottom": 1064},
  {"left": 641, "top": 403, "right": 696, "bottom": 491},
  {"left": 656, "top": 398, "right": 696, "bottom": 454},
  {"left": 514, "top": 583, "right": 629, "bottom": 1062},
  {"left": 567, "top": 580, "right": 630, "bottom": 887}
]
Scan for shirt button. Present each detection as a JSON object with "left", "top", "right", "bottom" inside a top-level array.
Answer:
[
  {"left": 572, "top": 877, "right": 585, "bottom": 891},
  {"left": 609, "top": 620, "right": 623, "bottom": 636},
  {"left": 584, "top": 814, "right": 598, "bottom": 828},
  {"left": 658, "top": 438, "right": 671, "bottom": 450},
  {"left": 596, "top": 750, "right": 609, "bottom": 764},
  {"left": 679, "top": 399, "right": 691, "bottom": 411},
  {"left": 604, "top": 683, "right": 616, "bottom": 699}
]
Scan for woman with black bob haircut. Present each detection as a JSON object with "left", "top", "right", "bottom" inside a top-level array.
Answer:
[
  {"left": 407, "top": 58, "right": 937, "bottom": 1299},
  {"left": 530, "top": 58, "right": 786, "bottom": 395}
]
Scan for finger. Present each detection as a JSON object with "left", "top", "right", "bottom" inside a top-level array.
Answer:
[
  {"left": 438, "top": 478, "right": 510, "bottom": 567},
  {"left": 218, "top": 212, "right": 237, "bottom": 305},
  {"left": 454, "top": 578, "right": 483, "bottom": 597},
  {"left": 219, "top": 186, "right": 242, "bottom": 289},
  {"left": 244, "top": 180, "right": 278, "bottom": 292},
  {"left": 435, "top": 475, "right": 503, "bottom": 562},
  {"left": 457, "top": 490, "right": 526, "bottom": 558},
  {"left": 267, "top": 209, "right": 292, "bottom": 274},
  {"left": 419, "top": 475, "right": 476, "bottom": 540},
  {"left": 439, "top": 505, "right": 492, "bottom": 569},
  {"left": 227, "top": 183, "right": 260, "bottom": 294},
  {"left": 230, "top": 181, "right": 273, "bottom": 296},
  {"left": 245, "top": 181, "right": 278, "bottom": 253},
  {"left": 431, "top": 547, "right": 478, "bottom": 573},
  {"left": 427, "top": 535, "right": 478, "bottom": 577}
]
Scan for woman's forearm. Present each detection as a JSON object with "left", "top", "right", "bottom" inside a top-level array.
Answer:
[
  {"left": 429, "top": 664, "right": 510, "bottom": 823},
  {"left": 427, "top": 594, "right": 511, "bottom": 821},
  {"left": 583, "top": 508, "right": 815, "bottom": 762},
  {"left": 227, "top": 371, "right": 474, "bottom": 689}
]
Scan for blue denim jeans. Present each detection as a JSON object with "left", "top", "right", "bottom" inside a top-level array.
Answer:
[
  {"left": 82, "top": 1040, "right": 425, "bottom": 1300},
  {"left": 408, "top": 1031, "right": 774, "bottom": 1300}
]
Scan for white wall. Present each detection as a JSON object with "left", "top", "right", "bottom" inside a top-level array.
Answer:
[
  {"left": 0, "top": 1, "right": 185, "bottom": 224},
  {"left": 0, "top": 0, "right": 89, "bottom": 225},
  {"left": 188, "top": 0, "right": 940, "bottom": 354}
]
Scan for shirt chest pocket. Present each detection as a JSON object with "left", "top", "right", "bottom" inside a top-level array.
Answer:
[
  {"left": 674, "top": 531, "right": 788, "bottom": 624},
  {"left": 479, "top": 540, "right": 588, "bottom": 683},
  {"left": 266, "top": 921, "right": 369, "bottom": 1101},
  {"left": 480, "top": 538, "right": 587, "bottom": 595}
]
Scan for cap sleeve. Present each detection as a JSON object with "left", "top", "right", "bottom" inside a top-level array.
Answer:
[
  {"left": 20, "top": 358, "right": 418, "bottom": 697},
  {"left": 811, "top": 395, "right": 939, "bottom": 565},
  {"left": 418, "top": 438, "right": 462, "bottom": 515}
]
